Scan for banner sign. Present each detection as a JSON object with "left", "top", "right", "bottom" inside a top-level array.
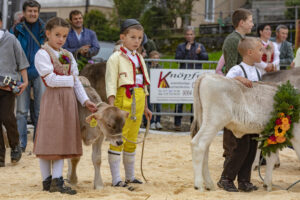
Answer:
[{"left": 150, "top": 69, "right": 215, "bottom": 103}]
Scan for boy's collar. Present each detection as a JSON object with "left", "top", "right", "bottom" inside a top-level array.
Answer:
[{"left": 122, "top": 46, "right": 137, "bottom": 56}]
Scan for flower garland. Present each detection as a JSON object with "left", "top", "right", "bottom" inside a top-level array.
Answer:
[
  {"left": 59, "top": 52, "right": 71, "bottom": 64},
  {"left": 257, "top": 81, "right": 300, "bottom": 156}
]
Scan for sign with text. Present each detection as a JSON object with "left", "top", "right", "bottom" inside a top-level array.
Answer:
[{"left": 150, "top": 69, "right": 215, "bottom": 103}]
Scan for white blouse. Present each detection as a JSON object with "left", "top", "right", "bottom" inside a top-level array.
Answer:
[
  {"left": 226, "top": 62, "right": 261, "bottom": 82},
  {"left": 255, "top": 40, "right": 280, "bottom": 75},
  {"left": 34, "top": 47, "right": 89, "bottom": 106}
]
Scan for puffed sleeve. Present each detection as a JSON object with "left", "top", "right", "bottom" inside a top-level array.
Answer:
[
  {"left": 226, "top": 65, "right": 243, "bottom": 78},
  {"left": 105, "top": 52, "right": 119, "bottom": 98},
  {"left": 69, "top": 53, "right": 89, "bottom": 106},
  {"left": 34, "top": 49, "right": 74, "bottom": 87}
]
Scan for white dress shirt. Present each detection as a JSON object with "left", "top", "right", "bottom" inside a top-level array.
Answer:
[
  {"left": 124, "top": 47, "right": 144, "bottom": 85},
  {"left": 226, "top": 62, "right": 261, "bottom": 82},
  {"left": 34, "top": 46, "right": 89, "bottom": 106}
]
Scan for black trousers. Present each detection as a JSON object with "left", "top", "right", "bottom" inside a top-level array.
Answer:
[
  {"left": 222, "top": 132, "right": 258, "bottom": 182},
  {"left": 0, "top": 90, "right": 19, "bottom": 161},
  {"left": 223, "top": 128, "right": 237, "bottom": 158}
]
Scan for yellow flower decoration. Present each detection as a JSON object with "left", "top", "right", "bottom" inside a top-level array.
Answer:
[
  {"left": 278, "top": 112, "right": 285, "bottom": 118},
  {"left": 276, "top": 136, "right": 286, "bottom": 143},
  {"left": 274, "top": 125, "right": 286, "bottom": 137},
  {"left": 281, "top": 123, "right": 290, "bottom": 131},
  {"left": 281, "top": 117, "right": 289, "bottom": 125},
  {"left": 267, "top": 138, "right": 277, "bottom": 145}
]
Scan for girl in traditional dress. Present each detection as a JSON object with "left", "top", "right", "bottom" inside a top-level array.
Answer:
[
  {"left": 255, "top": 24, "right": 280, "bottom": 75},
  {"left": 33, "top": 17, "right": 97, "bottom": 195}
]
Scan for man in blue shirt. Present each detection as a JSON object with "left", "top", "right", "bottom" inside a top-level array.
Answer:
[
  {"left": 63, "top": 10, "right": 100, "bottom": 60},
  {"left": 13, "top": 0, "right": 45, "bottom": 152}
]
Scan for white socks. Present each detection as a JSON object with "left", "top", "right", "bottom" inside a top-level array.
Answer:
[
  {"left": 39, "top": 159, "right": 51, "bottom": 181},
  {"left": 123, "top": 151, "right": 136, "bottom": 182},
  {"left": 52, "top": 159, "right": 64, "bottom": 179},
  {"left": 108, "top": 150, "right": 121, "bottom": 186},
  {"left": 39, "top": 159, "right": 64, "bottom": 180}
]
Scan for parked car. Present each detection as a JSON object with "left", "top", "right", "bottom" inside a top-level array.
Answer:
[{"left": 92, "top": 41, "right": 115, "bottom": 63}]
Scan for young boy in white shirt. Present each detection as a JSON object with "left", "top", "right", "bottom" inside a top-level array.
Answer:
[{"left": 218, "top": 37, "right": 263, "bottom": 192}]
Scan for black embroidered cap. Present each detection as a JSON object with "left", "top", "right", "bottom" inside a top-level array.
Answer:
[{"left": 120, "top": 19, "right": 141, "bottom": 33}]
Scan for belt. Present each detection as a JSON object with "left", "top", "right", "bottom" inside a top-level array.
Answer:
[
  {"left": 136, "top": 67, "right": 142, "bottom": 74},
  {"left": 0, "top": 75, "right": 21, "bottom": 93},
  {"left": 122, "top": 84, "right": 144, "bottom": 98}
]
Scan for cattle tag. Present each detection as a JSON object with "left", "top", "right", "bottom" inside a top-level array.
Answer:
[{"left": 90, "top": 117, "right": 98, "bottom": 128}]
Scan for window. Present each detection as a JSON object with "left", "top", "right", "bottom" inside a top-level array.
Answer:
[{"left": 205, "top": 0, "right": 215, "bottom": 22}]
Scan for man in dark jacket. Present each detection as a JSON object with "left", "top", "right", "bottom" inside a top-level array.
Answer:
[
  {"left": 13, "top": 0, "right": 45, "bottom": 152},
  {"left": 174, "top": 26, "right": 208, "bottom": 130}
]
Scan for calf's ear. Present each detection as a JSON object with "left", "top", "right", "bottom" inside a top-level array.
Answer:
[
  {"left": 122, "top": 110, "right": 129, "bottom": 118},
  {"left": 86, "top": 113, "right": 101, "bottom": 123}
]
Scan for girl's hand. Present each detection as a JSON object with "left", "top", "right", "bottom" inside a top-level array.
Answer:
[
  {"left": 144, "top": 107, "right": 152, "bottom": 121},
  {"left": 85, "top": 100, "right": 98, "bottom": 113}
]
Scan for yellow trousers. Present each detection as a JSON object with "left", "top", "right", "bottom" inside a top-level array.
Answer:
[{"left": 110, "top": 87, "right": 145, "bottom": 153}]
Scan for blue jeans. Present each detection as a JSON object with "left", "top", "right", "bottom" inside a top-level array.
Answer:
[
  {"left": 16, "top": 77, "right": 45, "bottom": 149},
  {"left": 174, "top": 104, "right": 193, "bottom": 126},
  {"left": 143, "top": 95, "right": 162, "bottom": 125}
]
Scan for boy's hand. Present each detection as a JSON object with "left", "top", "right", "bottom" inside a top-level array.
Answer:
[
  {"left": 17, "top": 82, "right": 28, "bottom": 95},
  {"left": 235, "top": 76, "right": 252, "bottom": 88},
  {"left": 144, "top": 107, "right": 152, "bottom": 121},
  {"left": 85, "top": 100, "right": 98, "bottom": 113}
]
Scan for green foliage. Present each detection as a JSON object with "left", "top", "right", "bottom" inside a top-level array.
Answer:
[
  {"left": 77, "top": 55, "right": 88, "bottom": 71},
  {"left": 257, "top": 81, "right": 300, "bottom": 156},
  {"left": 140, "top": 6, "right": 172, "bottom": 38},
  {"left": 83, "top": 10, "right": 119, "bottom": 41},
  {"left": 285, "top": 0, "right": 300, "bottom": 20},
  {"left": 113, "top": 0, "right": 149, "bottom": 19}
]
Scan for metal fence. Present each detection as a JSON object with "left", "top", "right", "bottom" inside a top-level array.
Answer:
[
  {"left": 143, "top": 59, "right": 292, "bottom": 119},
  {"left": 144, "top": 59, "right": 218, "bottom": 117}
]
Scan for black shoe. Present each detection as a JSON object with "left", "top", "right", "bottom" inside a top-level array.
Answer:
[
  {"left": 11, "top": 145, "right": 22, "bottom": 163},
  {"left": 217, "top": 177, "right": 238, "bottom": 192},
  {"left": 0, "top": 161, "right": 4, "bottom": 167},
  {"left": 21, "top": 147, "right": 25, "bottom": 153},
  {"left": 49, "top": 177, "right": 77, "bottom": 195},
  {"left": 238, "top": 181, "right": 258, "bottom": 192},
  {"left": 43, "top": 176, "right": 52, "bottom": 191},
  {"left": 125, "top": 178, "right": 143, "bottom": 184},
  {"left": 113, "top": 181, "right": 128, "bottom": 187}
]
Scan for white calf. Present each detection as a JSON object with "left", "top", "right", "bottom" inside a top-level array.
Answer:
[{"left": 191, "top": 74, "right": 300, "bottom": 192}]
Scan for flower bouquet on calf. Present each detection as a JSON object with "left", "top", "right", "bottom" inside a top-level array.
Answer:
[{"left": 256, "top": 81, "right": 300, "bottom": 156}]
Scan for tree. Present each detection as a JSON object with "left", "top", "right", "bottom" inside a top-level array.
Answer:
[
  {"left": 83, "top": 10, "right": 119, "bottom": 42},
  {"left": 113, "top": 0, "right": 150, "bottom": 19},
  {"left": 140, "top": 6, "right": 172, "bottom": 37},
  {"left": 285, "top": 0, "right": 300, "bottom": 20}
]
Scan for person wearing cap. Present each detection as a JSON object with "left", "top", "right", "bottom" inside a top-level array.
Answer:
[
  {"left": 63, "top": 10, "right": 100, "bottom": 60},
  {"left": 105, "top": 19, "right": 152, "bottom": 187}
]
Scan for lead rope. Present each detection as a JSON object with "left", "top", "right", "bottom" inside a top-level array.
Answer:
[
  {"left": 131, "top": 88, "right": 137, "bottom": 121},
  {"left": 141, "top": 119, "right": 150, "bottom": 183}
]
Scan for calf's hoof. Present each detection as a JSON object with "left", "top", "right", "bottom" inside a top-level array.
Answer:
[{"left": 94, "top": 184, "right": 104, "bottom": 190}]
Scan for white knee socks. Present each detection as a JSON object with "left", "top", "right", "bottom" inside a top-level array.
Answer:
[
  {"left": 52, "top": 159, "right": 64, "bottom": 179},
  {"left": 123, "top": 151, "right": 136, "bottom": 182},
  {"left": 39, "top": 159, "right": 64, "bottom": 180},
  {"left": 39, "top": 159, "right": 51, "bottom": 181},
  {"left": 108, "top": 150, "right": 121, "bottom": 186}
]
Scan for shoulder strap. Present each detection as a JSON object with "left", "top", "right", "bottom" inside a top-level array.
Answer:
[
  {"left": 23, "top": 22, "right": 41, "bottom": 48},
  {"left": 255, "top": 68, "right": 261, "bottom": 81},
  {"left": 239, "top": 64, "right": 248, "bottom": 79}
]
